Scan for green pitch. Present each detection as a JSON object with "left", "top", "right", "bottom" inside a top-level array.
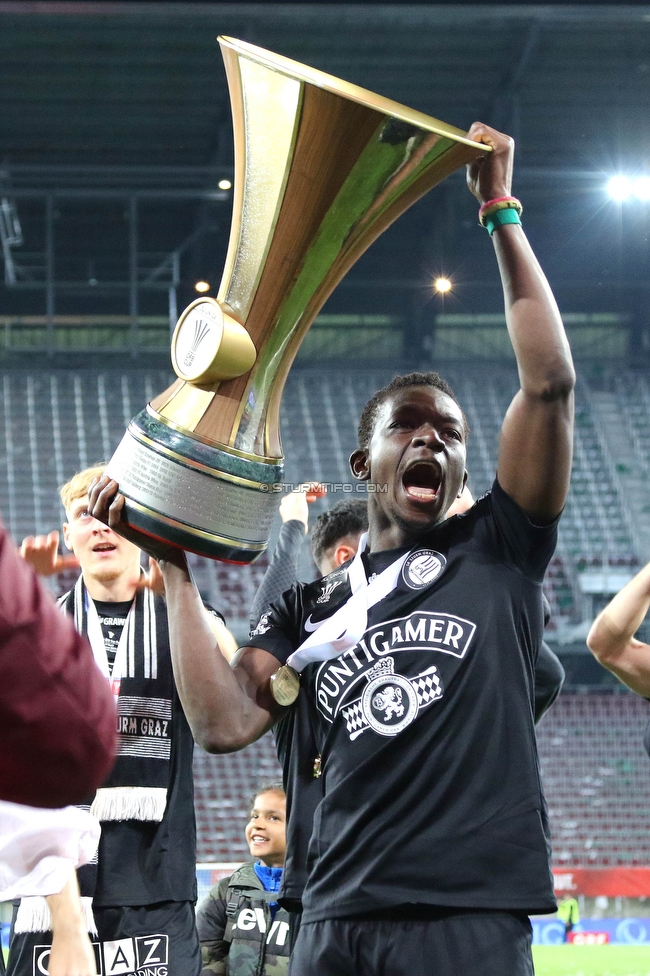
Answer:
[{"left": 533, "top": 945, "right": 650, "bottom": 976}]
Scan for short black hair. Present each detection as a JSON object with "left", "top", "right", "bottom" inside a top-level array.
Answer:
[
  {"left": 310, "top": 499, "right": 368, "bottom": 567},
  {"left": 356, "top": 371, "right": 469, "bottom": 452}
]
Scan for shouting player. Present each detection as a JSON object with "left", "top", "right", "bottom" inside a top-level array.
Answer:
[
  {"left": 252, "top": 485, "right": 564, "bottom": 951},
  {"left": 90, "top": 121, "right": 575, "bottom": 976}
]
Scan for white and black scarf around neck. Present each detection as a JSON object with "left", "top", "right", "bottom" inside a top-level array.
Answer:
[
  {"left": 62, "top": 577, "right": 173, "bottom": 824},
  {"left": 15, "top": 580, "right": 174, "bottom": 937}
]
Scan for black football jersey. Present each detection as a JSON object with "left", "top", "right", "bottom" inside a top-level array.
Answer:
[{"left": 243, "top": 480, "right": 558, "bottom": 922}]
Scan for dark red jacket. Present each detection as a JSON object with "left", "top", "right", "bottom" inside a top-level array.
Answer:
[{"left": 0, "top": 518, "right": 116, "bottom": 807}]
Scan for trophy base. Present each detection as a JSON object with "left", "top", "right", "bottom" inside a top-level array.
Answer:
[{"left": 105, "top": 408, "right": 282, "bottom": 563}]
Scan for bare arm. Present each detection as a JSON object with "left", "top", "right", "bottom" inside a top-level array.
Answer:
[
  {"left": 161, "top": 556, "right": 284, "bottom": 751},
  {"left": 47, "top": 870, "right": 97, "bottom": 976},
  {"left": 136, "top": 558, "right": 239, "bottom": 663},
  {"left": 587, "top": 562, "right": 650, "bottom": 697},
  {"left": 88, "top": 478, "right": 286, "bottom": 752},
  {"left": 466, "top": 123, "right": 575, "bottom": 523},
  {"left": 208, "top": 616, "right": 239, "bottom": 664}
]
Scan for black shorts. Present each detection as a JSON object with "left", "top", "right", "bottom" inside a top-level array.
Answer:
[
  {"left": 7, "top": 900, "right": 200, "bottom": 976},
  {"left": 289, "top": 909, "right": 534, "bottom": 976}
]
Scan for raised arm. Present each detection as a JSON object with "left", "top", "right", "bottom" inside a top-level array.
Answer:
[
  {"left": 466, "top": 123, "right": 575, "bottom": 523},
  {"left": 587, "top": 561, "right": 650, "bottom": 698},
  {"left": 88, "top": 477, "right": 285, "bottom": 753},
  {"left": 249, "top": 482, "right": 324, "bottom": 629}
]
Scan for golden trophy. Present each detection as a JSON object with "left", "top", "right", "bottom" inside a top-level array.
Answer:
[{"left": 106, "top": 37, "right": 487, "bottom": 562}]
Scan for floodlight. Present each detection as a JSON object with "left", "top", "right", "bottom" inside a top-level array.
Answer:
[
  {"left": 194, "top": 280, "right": 210, "bottom": 293},
  {"left": 218, "top": 179, "right": 232, "bottom": 190},
  {"left": 434, "top": 277, "right": 452, "bottom": 293},
  {"left": 607, "top": 176, "right": 633, "bottom": 201},
  {"left": 633, "top": 176, "right": 650, "bottom": 201}
]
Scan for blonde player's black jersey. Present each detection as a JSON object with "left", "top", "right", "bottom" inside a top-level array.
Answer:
[
  {"left": 94, "top": 598, "right": 132, "bottom": 668},
  {"left": 242, "top": 480, "right": 559, "bottom": 923}
]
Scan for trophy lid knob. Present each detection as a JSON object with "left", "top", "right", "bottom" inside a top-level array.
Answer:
[{"left": 171, "top": 297, "right": 256, "bottom": 385}]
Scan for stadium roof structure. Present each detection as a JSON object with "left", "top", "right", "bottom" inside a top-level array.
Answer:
[{"left": 1, "top": 2, "right": 650, "bottom": 362}]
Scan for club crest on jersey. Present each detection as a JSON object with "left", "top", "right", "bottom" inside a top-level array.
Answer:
[
  {"left": 342, "top": 656, "right": 442, "bottom": 740},
  {"left": 363, "top": 657, "right": 419, "bottom": 736},
  {"left": 317, "top": 578, "right": 343, "bottom": 604},
  {"left": 402, "top": 549, "right": 446, "bottom": 589},
  {"left": 402, "top": 549, "right": 447, "bottom": 590}
]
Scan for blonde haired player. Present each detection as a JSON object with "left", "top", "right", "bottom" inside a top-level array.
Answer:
[{"left": 10, "top": 465, "right": 234, "bottom": 976}]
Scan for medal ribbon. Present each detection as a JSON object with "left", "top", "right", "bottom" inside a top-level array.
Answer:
[{"left": 286, "top": 533, "right": 411, "bottom": 672}]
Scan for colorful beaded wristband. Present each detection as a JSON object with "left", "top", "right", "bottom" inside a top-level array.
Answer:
[
  {"left": 478, "top": 195, "right": 523, "bottom": 227},
  {"left": 483, "top": 208, "right": 521, "bottom": 236}
]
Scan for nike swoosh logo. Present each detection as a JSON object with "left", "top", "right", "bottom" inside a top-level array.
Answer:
[{"left": 304, "top": 613, "right": 347, "bottom": 639}]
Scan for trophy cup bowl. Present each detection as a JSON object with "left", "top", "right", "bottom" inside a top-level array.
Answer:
[{"left": 105, "top": 37, "right": 488, "bottom": 563}]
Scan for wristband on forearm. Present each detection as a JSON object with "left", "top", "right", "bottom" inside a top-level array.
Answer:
[{"left": 478, "top": 196, "right": 523, "bottom": 236}]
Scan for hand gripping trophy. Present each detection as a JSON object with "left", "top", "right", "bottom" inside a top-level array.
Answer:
[{"left": 106, "top": 37, "right": 487, "bottom": 563}]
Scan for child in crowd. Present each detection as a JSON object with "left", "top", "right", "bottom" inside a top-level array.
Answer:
[{"left": 197, "top": 784, "right": 291, "bottom": 975}]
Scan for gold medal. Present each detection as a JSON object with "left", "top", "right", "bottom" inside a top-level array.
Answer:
[{"left": 270, "top": 665, "right": 300, "bottom": 706}]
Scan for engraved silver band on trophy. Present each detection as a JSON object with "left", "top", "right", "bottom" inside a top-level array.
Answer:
[{"left": 107, "top": 408, "right": 281, "bottom": 561}]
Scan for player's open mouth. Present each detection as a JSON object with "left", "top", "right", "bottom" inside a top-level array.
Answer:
[
  {"left": 402, "top": 462, "right": 441, "bottom": 501},
  {"left": 251, "top": 834, "right": 268, "bottom": 844},
  {"left": 93, "top": 543, "right": 116, "bottom": 552}
]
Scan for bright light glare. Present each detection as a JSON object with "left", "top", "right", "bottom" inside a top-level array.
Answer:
[
  {"left": 633, "top": 176, "right": 650, "bottom": 200},
  {"left": 194, "top": 280, "right": 210, "bottom": 293},
  {"left": 434, "top": 277, "right": 452, "bottom": 293},
  {"left": 607, "top": 176, "right": 633, "bottom": 201},
  {"left": 218, "top": 179, "right": 232, "bottom": 190}
]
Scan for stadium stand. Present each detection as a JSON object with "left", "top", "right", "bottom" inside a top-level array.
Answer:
[
  {"left": 537, "top": 691, "right": 650, "bottom": 867},
  {"left": 0, "top": 370, "right": 170, "bottom": 541},
  {"left": 193, "top": 736, "right": 282, "bottom": 863},
  {"left": 611, "top": 372, "right": 650, "bottom": 472},
  {"left": 0, "top": 365, "right": 647, "bottom": 866},
  {"left": 0, "top": 365, "right": 637, "bottom": 624}
]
